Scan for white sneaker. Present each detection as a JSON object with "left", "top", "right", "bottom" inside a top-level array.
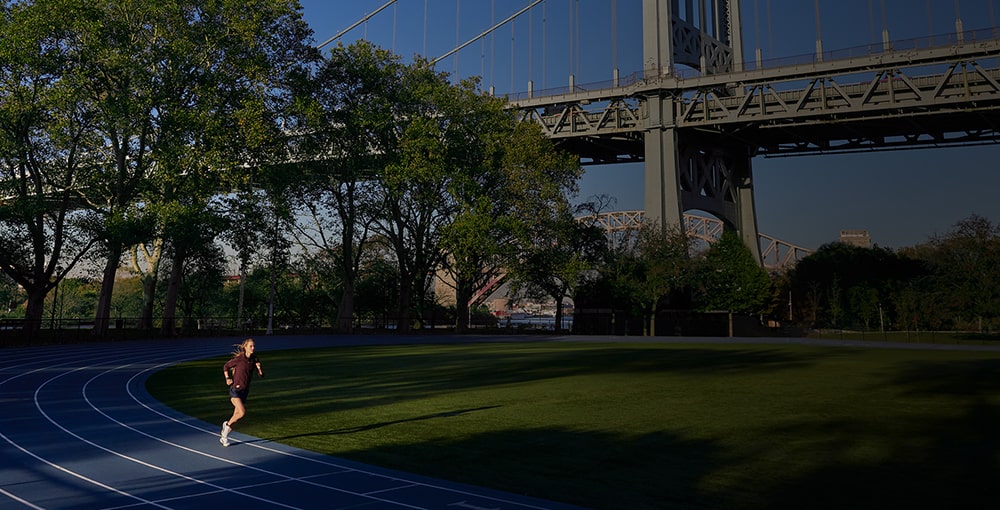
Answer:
[
  {"left": 221, "top": 421, "right": 231, "bottom": 438},
  {"left": 220, "top": 435, "right": 230, "bottom": 447}
]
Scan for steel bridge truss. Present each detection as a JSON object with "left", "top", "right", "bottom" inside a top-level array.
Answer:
[
  {"left": 579, "top": 210, "right": 810, "bottom": 272},
  {"left": 514, "top": 35, "right": 1000, "bottom": 160},
  {"left": 468, "top": 209, "right": 808, "bottom": 308}
]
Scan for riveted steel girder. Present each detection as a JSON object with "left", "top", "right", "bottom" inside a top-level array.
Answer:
[
  {"left": 512, "top": 37, "right": 1000, "bottom": 158},
  {"left": 578, "top": 210, "right": 810, "bottom": 271}
]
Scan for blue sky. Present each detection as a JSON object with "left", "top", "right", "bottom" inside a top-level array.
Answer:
[{"left": 296, "top": 0, "right": 1000, "bottom": 250}]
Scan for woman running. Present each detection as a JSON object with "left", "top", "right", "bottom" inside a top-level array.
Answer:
[{"left": 220, "top": 338, "right": 264, "bottom": 447}]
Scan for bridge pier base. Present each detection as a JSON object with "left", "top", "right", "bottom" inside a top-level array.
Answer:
[
  {"left": 643, "top": 126, "right": 685, "bottom": 235},
  {"left": 643, "top": 124, "right": 762, "bottom": 264}
]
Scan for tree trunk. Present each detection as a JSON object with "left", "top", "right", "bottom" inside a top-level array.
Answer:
[
  {"left": 139, "top": 273, "right": 157, "bottom": 330},
  {"left": 131, "top": 241, "right": 162, "bottom": 330},
  {"left": 93, "top": 243, "right": 123, "bottom": 338},
  {"left": 161, "top": 254, "right": 184, "bottom": 336},
  {"left": 553, "top": 296, "right": 564, "bottom": 334},
  {"left": 267, "top": 260, "right": 276, "bottom": 334},
  {"left": 338, "top": 226, "right": 357, "bottom": 333},
  {"left": 337, "top": 279, "right": 355, "bottom": 332},
  {"left": 23, "top": 285, "right": 48, "bottom": 339},
  {"left": 237, "top": 263, "right": 246, "bottom": 330},
  {"left": 649, "top": 304, "right": 657, "bottom": 337},
  {"left": 454, "top": 276, "right": 473, "bottom": 333},
  {"left": 397, "top": 277, "right": 412, "bottom": 333}
]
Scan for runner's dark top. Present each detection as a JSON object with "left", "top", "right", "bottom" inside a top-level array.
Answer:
[{"left": 224, "top": 353, "right": 261, "bottom": 392}]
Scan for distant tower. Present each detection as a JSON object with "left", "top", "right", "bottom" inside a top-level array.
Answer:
[
  {"left": 641, "top": 0, "right": 761, "bottom": 262},
  {"left": 840, "top": 229, "right": 872, "bottom": 248}
]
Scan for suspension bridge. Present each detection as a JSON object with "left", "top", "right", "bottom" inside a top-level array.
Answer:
[{"left": 318, "top": 0, "right": 1000, "bottom": 265}]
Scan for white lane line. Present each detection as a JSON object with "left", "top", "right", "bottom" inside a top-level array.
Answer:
[
  {"left": 365, "top": 483, "right": 420, "bottom": 496},
  {"left": 0, "top": 341, "right": 212, "bottom": 393},
  {"left": 99, "top": 474, "right": 330, "bottom": 510},
  {"left": 0, "top": 350, "right": 193, "bottom": 509},
  {"left": 25, "top": 352, "right": 304, "bottom": 510},
  {"left": 0, "top": 426, "right": 171, "bottom": 510},
  {"left": 0, "top": 487, "right": 46, "bottom": 510},
  {"left": 7, "top": 339, "right": 563, "bottom": 510},
  {"left": 84, "top": 356, "right": 427, "bottom": 509},
  {"left": 125, "top": 354, "right": 559, "bottom": 510}
]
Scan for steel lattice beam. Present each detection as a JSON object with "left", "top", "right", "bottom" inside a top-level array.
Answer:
[
  {"left": 579, "top": 210, "right": 812, "bottom": 271},
  {"left": 512, "top": 35, "right": 1000, "bottom": 159}
]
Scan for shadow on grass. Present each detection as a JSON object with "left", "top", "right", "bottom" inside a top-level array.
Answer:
[
  {"left": 246, "top": 405, "right": 503, "bottom": 443},
  {"left": 753, "top": 398, "right": 1000, "bottom": 509},
  {"left": 340, "top": 400, "right": 1000, "bottom": 510},
  {"left": 889, "top": 357, "right": 1000, "bottom": 396},
  {"left": 306, "top": 426, "right": 727, "bottom": 510},
  {"left": 748, "top": 358, "right": 1000, "bottom": 509},
  {"left": 258, "top": 345, "right": 828, "bottom": 416},
  {"left": 152, "top": 344, "right": 1000, "bottom": 509}
]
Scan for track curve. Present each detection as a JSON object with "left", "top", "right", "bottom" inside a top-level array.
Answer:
[{"left": 0, "top": 335, "right": 585, "bottom": 510}]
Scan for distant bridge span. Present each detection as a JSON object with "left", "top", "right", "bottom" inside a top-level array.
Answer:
[
  {"left": 581, "top": 210, "right": 812, "bottom": 272},
  {"left": 468, "top": 210, "right": 810, "bottom": 307}
]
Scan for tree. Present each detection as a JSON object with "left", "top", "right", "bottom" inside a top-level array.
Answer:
[
  {"left": 176, "top": 241, "right": 227, "bottom": 332},
  {"left": 218, "top": 189, "right": 270, "bottom": 329},
  {"left": 353, "top": 241, "right": 400, "bottom": 329},
  {"left": 442, "top": 116, "right": 583, "bottom": 333},
  {"left": 370, "top": 63, "right": 465, "bottom": 333},
  {"left": 0, "top": 1, "right": 102, "bottom": 338},
  {"left": 790, "top": 241, "right": 924, "bottom": 329},
  {"left": 847, "top": 283, "right": 881, "bottom": 331},
  {"left": 158, "top": 193, "right": 227, "bottom": 336},
  {"left": 127, "top": 237, "right": 164, "bottom": 330},
  {"left": 507, "top": 202, "right": 606, "bottom": 333},
  {"left": 694, "top": 231, "right": 774, "bottom": 316},
  {"left": 286, "top": 41, "right": 401, "bottom": 332},
  {"left": 631, "top": 221, "right": 692, "bottom": 336},
  {"left": 918, "top": 214, "right": 1000, "bottom": 332},
  {"left": 57, "top": 0, "right": 316, "bottom": 337}
]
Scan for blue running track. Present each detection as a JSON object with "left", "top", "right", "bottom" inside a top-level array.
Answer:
[{"left": 0, "top": 335, "right": 587, "bottom": 509}]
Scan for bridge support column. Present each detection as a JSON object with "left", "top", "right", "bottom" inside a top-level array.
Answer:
[
  {"left": 644, "top": 121, "right": 763, "bottom": 263},
  {"left": 676, "top": 138, "right": 762, "bottom": 264},
  {"left": 643, "top": 124, "right": 684, "bottom": 233},
  {"left": 644, "top": 91, "right": 685, "bottom": 231},
  {"left": 733, "top": 155, "right": 763, "bottom": 264},
  {"left": 638, "top": 0, "right": 762, "bottom": 264}
]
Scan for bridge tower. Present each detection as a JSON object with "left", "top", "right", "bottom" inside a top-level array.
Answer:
[{"left": 642, "top": 0, "right": 760, "bottom": 261}]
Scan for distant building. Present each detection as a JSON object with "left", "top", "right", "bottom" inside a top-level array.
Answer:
[{"left": 840, "top": 229, "right": 872, "bottom": 248}]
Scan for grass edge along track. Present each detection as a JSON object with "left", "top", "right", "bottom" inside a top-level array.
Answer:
[{"left": 148, "top": 340, "right": 1000, "bottom": 509}]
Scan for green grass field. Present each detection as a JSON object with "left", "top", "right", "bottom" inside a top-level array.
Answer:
[{"left": 147, "top": 341, "right": 1000, "bottom": 509}]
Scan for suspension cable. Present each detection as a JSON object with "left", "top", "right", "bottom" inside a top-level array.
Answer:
[
  {"left": 880, "top": 0, "right": 889, "bottom": 48},
  {"left": 542, "top": 0, "right": 547, "bottom": 88},
  {"left": 814, "top": 0, "right": 823, "bottom": 59},
  {"left": 612, "top": 0, "right": 618, "bottom": 72},
  {"left": 510, "top": 17, "right": 515, "bottom": 93},
  {"left": 491, "top": 0, "right": 496, "bottom": 89},
  {"left": 868, "top": 0, "right": 875, "bottom": 46},
  {"left": 766, "top": 0, "right": 773, "bottom": 58},
  {"left": 754, "top": 0, "right": 761, "bottom": 56},
  {"left": 430, "top": 0, "right": 543, "bottom": 66},
  {"left": 529, "top": 5, "right": 533, "bottom": 85},
  {"left": 317, "top": 0, "right": 397, "bottom": 49},
  {"left": 569, "top": 0, "right": 574, "bottom": 78},
  {"left": 990, "top": 0, "right": 997, "bottom": 37}
]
